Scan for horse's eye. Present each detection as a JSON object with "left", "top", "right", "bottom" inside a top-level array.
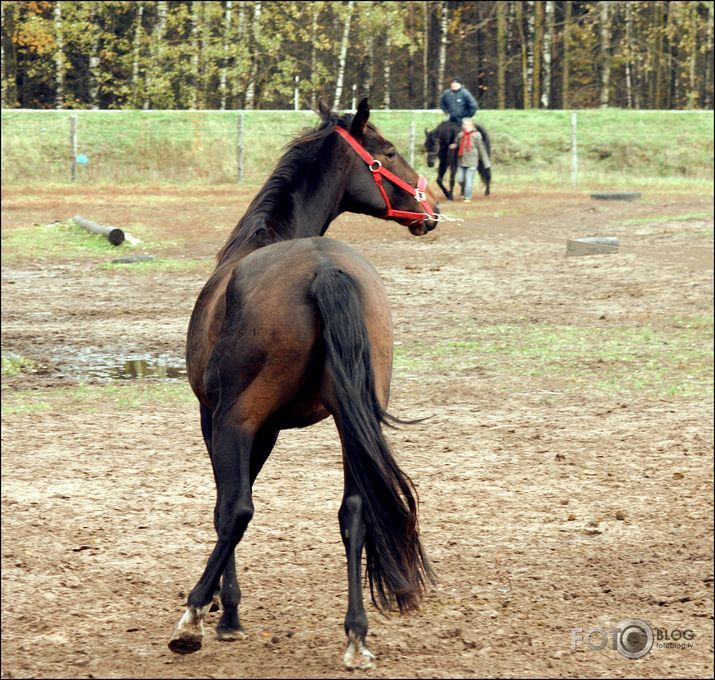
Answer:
[{"left": 385, "top": 149, "right": 397, "bottom": 160}]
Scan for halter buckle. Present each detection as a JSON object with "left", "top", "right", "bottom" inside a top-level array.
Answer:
[
  {"left": 369, "top": 160, "right": 382, "bottom": 172},
  {"left": 415, "top": 189, "right": 427, "bottom": 202}
]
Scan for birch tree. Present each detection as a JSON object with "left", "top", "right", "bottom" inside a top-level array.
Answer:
[
  {"left": 599, "top": 0, "right": 611, "bottom": 108},
  {"left": 437, "top": 1, "right": 448, "bottom": 100},
  {"left": 333, "top": 0, "right": 353, "bottom": 109},
  {"left": 496, "top": 1, "right": 506, "bottom": 109},
  {"left": 561, "top": 0, "right": 572, "bottom": 109},
  {"left": 131, "top": 2, "right": 144, "bottom": 107},
  {"left": 422, "top": 1, "right": 429, "bottom": 108},
  {"left": 54, "top": 1, "right": 64, "bottom": 108},
  {"left": 531, "top": 0, "right": 542, "bottom": 108},
  {"left": 245, "top": 1, "right": 261, "bottom": 109},
  {"left": 220, "top": 1, "right": 232, "bottom": 110},
  {"left": 624, "top": 1, "right": 635, "bottom": 108},
  {"left": 541, "top": 0, "right": 553, "bottom": 108},
  {"left": 87, "top": 2, "right": 101, "bottom": 109}
]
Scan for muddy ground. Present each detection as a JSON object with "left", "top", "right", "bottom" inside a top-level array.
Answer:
[{"left": 1, "top": 185, "right": 713, "bottom": 679}]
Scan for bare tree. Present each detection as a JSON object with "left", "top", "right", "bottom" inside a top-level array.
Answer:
[
  {"left": 54, "top": 1, "right": 64, "bottom": 109},
  {"left": 599, "top": 0, "right": 611, "bottom": 108},
  {"left": 333, "top": 0, "right": 354, "bottom": 109}
]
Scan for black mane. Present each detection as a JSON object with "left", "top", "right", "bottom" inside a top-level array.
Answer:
[{"left": 215, "top": 111, "right": 360, "bottom": 263}]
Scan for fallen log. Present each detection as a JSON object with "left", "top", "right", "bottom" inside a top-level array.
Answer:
[{"left": 72, "top": 215, "right": 125, "bottom": 246}]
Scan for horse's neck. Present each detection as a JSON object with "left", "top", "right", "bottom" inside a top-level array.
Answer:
[{"left": 216, "top": 143, "right": 345, "bottom": 264}]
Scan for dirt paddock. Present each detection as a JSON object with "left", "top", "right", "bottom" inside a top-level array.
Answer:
[{"left": 1, "top": 185, "right": 713, "bottom": 678}]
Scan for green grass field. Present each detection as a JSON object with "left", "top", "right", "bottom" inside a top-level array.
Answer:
[{"left": 1, "top": 108, "right": 713, "bottom": 189}]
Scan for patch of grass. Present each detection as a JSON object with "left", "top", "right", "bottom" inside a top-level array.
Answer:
[
  {"left": 1, "top": 220, "right": 126, "bottom": 262},
  {"left": 0, "top": 219, "right": 205, "bottom": 264},
  {"left": 394, "top": 319, "right": 714, "bottom": 398},
  {"left": 1, "top": 353, "right": 37, "bottom": 376},
  {"left": 618, "top": 212, "right": 712, "bottom": 226},
  {"left": 1, "top": 381, "right": 195, "bottom": 415},
  {"left": 2, "top": 109, "right": 712, "bottom": 190}
]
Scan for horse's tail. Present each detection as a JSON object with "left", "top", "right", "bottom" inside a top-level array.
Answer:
[
  {"left": 476, "top": 123, "right": 491, "bottom": 157},
  {"left": 310, "top": 266, "right": 434, "bottom": 613}
]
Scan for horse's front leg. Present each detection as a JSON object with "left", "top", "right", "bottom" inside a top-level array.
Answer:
[{"left": 169, "top": 417, "right": 256, "bottom": 654}]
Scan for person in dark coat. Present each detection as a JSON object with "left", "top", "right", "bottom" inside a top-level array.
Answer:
[{"left": 439, "top": 77, "right": 478, "bottom": 124}]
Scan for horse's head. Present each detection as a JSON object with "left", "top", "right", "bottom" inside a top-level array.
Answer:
[
  {"left": 424, "top": 128, "right": 440, "bottom": 169},
  {"left": 321, "top": 98, "right": 440, "bottom": 236}
]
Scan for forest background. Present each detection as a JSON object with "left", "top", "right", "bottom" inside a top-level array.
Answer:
[{"left": 2, "top": 0, "right": 714, "bottom": 112}]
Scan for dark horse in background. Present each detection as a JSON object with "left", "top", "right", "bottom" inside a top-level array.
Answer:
[
  {"left": 168, "top": 99, "right": 437, "bottom": 670},
  {"left": 424, "top": 120, "right": 492, "bottom": 200}
]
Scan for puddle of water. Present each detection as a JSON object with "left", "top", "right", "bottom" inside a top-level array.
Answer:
[
  {"left": 110, "top": 359, "right": 186, "bottom": 381},
  {"left": 51, "top": 348, "right": 187, "bottom": 382}
]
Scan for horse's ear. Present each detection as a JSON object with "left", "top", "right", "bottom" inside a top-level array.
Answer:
[
  {"left": 317, "top": 98, "right": 332, "bottom": 122},
  {"left": 350, "top": 97, "right": 370, "bottom": 137}
]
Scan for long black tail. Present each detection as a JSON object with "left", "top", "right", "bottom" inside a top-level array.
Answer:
[{"left": 310, "top": 266, "right": 435, "bottom": 613}]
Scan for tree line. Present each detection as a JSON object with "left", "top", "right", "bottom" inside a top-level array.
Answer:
[{"left": 1, "top": 1, "right": 713, "bottom": 111}]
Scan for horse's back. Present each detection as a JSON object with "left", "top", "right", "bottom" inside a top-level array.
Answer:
[{"left": 203, "top": 238, "right": 393, "bottom": 430}]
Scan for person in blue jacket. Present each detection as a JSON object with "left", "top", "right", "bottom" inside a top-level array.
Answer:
[{"left": 439, "top": 77, "right": 478, "bottom": 125}]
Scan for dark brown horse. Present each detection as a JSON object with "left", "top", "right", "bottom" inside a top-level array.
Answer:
[{"left": 168, "top": 98, "right": 437, "bottom": 669}]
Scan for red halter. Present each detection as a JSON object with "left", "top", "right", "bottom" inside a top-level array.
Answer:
[{"left": 335, "top": 126, "right": 435, "bottom": 224}]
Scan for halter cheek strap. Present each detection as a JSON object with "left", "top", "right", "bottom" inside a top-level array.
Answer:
[{"left": 335, "top": 126, "right": 436, "bottom": 224}]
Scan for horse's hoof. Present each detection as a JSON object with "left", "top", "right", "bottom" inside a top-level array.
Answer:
[
  {"left": 168, "top": 631, "right": 203, "bottom": 655},
  {"left": 344, "top": 635, "right": 376, "bottom": 670},
  {"left": 169, "top": 604, "right": 209, "bottom": 654},
  {"left": 216, "top": 626, "right": 247, "bottom": 642}
]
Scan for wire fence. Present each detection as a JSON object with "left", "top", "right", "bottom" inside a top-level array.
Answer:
[{"left": 1, "top": 108, "right": 712, "bottom": 187}]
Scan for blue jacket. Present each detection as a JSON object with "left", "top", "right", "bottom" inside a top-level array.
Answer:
[{"left": 440, "top": 86, "right": 478, "bottom": 121}]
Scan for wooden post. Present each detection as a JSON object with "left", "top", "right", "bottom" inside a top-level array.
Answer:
[
  {"left": 237, "top": 112, "right": 245, "bottom": 183},
  {"left": 73, "top": 215, "right": 125, "bottom": 245},
  {"left": 70, "top": 114, "right": 78, "bottom": 182},
  {"left": 408, "top": 120, "right": 416, "bottom": 167},
  {"left": 294, "top": 75, "right": 299, "bottom": 112},
  {"left": 570, "top": 112, "right": 578, "bottom": 187}
]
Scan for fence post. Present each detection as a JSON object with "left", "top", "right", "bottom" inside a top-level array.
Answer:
[
  {"left": 408, "top": 120, "right": 416, "bottom": 167},
  {"left": 294, "top": 76, "right": 299, "bottom": 112},
  {"left": 237, "top": 112, "right": 245, "bottom": 183},
  {"left": 70, "top": 114, "right": 78, "bottom": 182},
  {"left": 570, "top": 112, "right": 578, "bottom": 187}
]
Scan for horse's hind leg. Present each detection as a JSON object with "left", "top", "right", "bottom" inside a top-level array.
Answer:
[
  {"left": 480, "top": 163, "right": 492, "bottom": 196},
  {"left": 169, "top": 416, "right": 257, "bottom": 654},
  {"left": 333, "top": 423, "right": 375, "bottom": 669},
  {"left": 215, "top": 426, "right": 278, "bottom": 641},
  {"left": 339, "top": 483, "right": 375, "bottom": 669}
]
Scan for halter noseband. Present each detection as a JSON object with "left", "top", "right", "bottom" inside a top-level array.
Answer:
[{"left": 335, "top": 126, "right": 437, "bottom": 225}]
